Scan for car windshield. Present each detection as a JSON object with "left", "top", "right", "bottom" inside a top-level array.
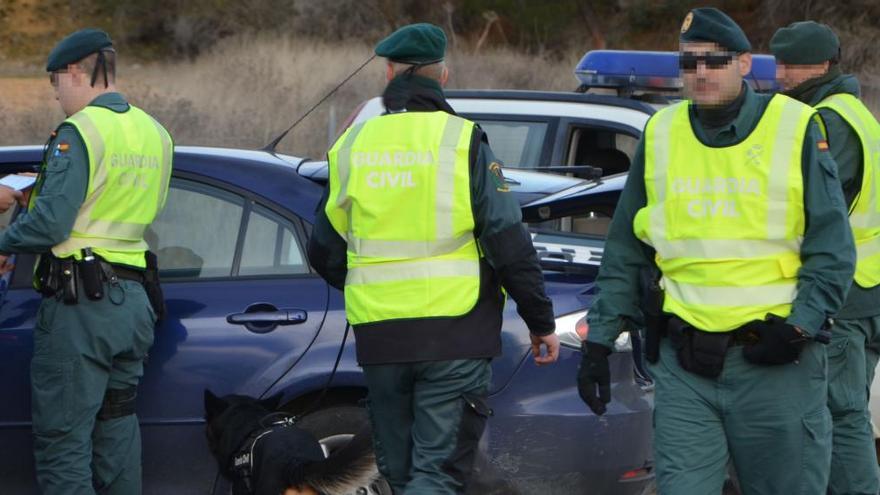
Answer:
[{"left": 466, "top": 116, "right": 625, "bottom": 242}]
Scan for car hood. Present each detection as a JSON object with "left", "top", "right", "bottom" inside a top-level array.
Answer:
[{"left": 521, "top": 172, "right": 626, "bottom": 222}]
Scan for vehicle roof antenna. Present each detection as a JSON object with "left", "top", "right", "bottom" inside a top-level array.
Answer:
[{"left": 261, "top": 54, "right": 377, "bottom": 153}]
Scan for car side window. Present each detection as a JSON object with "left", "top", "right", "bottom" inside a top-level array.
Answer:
[
  {"left": 567, "top": 127, "right": 635, "bottom": 177},
  {"left": 239, "top": 205, "right": 309, "bottom": 276},
  {"left": 475, "top": 120, "right": 548, "bottom": 169},
  {"left": 146, "top": 179, "right": 245, "bottom": 279}
]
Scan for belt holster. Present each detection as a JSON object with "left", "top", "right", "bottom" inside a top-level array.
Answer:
[
  {"left": 143, "top": 251, "right": 166, "bottom": 323},
  {"left": 79, "top": 247, "right": 105, "bottom": 301},
  {"left": 640, "top": 268, "right": 665, "bottom": 364},
  {"left": 35, "top": 255, "right": 61, "bottom": 297},
  {"left": 667, "top": 318, "right": 730, "bottom": 379},
  {"left": 645, "top": 313, "right": 668, "bottom": 365},
  {"left": 35, "top": 254, "right": 82, "bottom": 304},
  {"left": 59, "top": 259, "right": 78, "bottom": 304}
]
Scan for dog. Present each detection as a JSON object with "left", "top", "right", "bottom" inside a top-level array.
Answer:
[{"left": 204, "top": 390, "right": 378, "bottom": 495}]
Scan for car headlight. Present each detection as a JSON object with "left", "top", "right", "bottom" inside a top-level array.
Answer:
[{"left": 554, "top": 310, "right": 633, "bottom": 352}]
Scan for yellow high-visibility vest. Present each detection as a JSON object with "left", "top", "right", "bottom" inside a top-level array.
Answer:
[
  {"left": 325, "top": 111, "right": 480, "bottom": 325},
  {"left": 633, "top": 95, "right": 815, "bottom": 331},
  {"left": 816, "top": 93, "right": 880, "bottom": 288},
  {"left": 33, "top": 104, "right": 172, "bottom": 268}
]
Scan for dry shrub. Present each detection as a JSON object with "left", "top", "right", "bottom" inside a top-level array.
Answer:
[
  {"left": 0, "top": 78, "right": 62, "bottom": 144},
  {"left": 125, "top": 36, "right": 387, "bottom": 156},
  {"left": 0, "top": 35, "right": 581, "bottom": 158},
  {"left": 2, "top": 34, "right": 877, "bottom": 158}
]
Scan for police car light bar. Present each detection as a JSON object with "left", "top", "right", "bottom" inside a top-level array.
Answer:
[{"left": 575, "top": 50, "right": 779, "bottom": 95}]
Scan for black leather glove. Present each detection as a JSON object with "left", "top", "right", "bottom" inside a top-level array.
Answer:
[
  {"left": 577, "top": 341, "right": 612, "bottom": 415},
  {"left": 742, "top": 317, "right": 808, "bottom": 366}
]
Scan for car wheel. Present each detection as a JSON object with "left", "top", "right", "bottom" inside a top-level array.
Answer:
[{"left": 296, "top": 406, "right": 392, "bottom": 495}]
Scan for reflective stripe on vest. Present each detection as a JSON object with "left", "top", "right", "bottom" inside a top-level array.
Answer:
[
  {"left": 325, "top": 112, "right": 479, "bottom": 325},
  {"left": 816, "top": 93, "right": 880, "bottom": 288},
  {"left": 51, "top": 105, "right": 172, "bottom": 267},
  {"left": 633, "top": 95, "right": 813, "bottom": 331}
]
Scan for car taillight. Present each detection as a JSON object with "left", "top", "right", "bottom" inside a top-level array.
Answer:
[
  {"left": 618, "top": 465, "right": 653, "bottom": 483},
  {"left": 575, "top": 316, "right": 589, "bottom": 341},
  {"left": 554, "top": 311, "right": 588, "bottom": 350},
  {"left": 554, "top": 310, "right": 631, "bottom": 352}
]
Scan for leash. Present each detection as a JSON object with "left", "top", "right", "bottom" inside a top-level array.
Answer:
[{"left": 295, "top": 321, "right": 352, "bottom": 420}]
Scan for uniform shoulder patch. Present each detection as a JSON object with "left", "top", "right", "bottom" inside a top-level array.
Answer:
[
  {"left": 488, "top": 161, "right": 510, "bottom": 192},
  {"left": 53, "top": 141, "right": 70, "bottom": 156}
]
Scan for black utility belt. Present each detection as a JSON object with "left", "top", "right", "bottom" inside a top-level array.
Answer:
[
  {"left": 36, "top": 250, "right": 144, "bottom": 304},
  {"left": 666, "top": 317, "right": 759, "bottom": 348},
  {"left": 660, "top": 316, "right": 761, "bottom": 379},
  {"left": 36, "top": 248, "right": 166, "bottom": 323}
]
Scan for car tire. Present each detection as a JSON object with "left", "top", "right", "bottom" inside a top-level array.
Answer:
[{"left": 296, "top": 406, "right": 392, "bottom": 495}]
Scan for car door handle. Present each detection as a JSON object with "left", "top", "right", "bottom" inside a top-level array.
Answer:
[{"left": 226, "top": 310, "right": 307, "bottom": 325}]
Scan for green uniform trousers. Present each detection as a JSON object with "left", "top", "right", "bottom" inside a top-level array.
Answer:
[
  {"left": 649, "top": 339, "right": 831, "bottom": 495},
  {"left": 31, "top": 280, "right": 155, "bottom": 495},
  {"left": 828, "top": 315, "right": 880, "bottom": 495},
  {"left": 362, "top": 359, "right": 492, "bottom": 495}
]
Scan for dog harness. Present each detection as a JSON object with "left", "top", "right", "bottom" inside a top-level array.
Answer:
[{"left": 230, "top": 415, "right": 301, "bottom": 494}]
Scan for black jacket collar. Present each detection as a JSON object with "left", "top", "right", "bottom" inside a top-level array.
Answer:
[{"left": 381, "top": 74, "right": 456, "bottom": 115}]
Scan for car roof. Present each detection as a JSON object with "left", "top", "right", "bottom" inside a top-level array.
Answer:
[
  {"left": 351, "top": 89, "right": 655, "bottom": 132},
  {"left": 0, "top": 145, "right": 324, "bottom": 222},
  {"left": 445, "top": 89, "right": 656, "bottom": 114}
]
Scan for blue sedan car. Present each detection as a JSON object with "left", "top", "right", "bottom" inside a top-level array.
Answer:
[{"left": 0, "top": 145, "right": 651, "bottom": 494}]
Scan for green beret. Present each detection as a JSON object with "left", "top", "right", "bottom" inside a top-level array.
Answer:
[
  {"left": 679, "top": 8, "right": 751, "bottom": 53},
  {"left": 770, "top": 21, "right": 840, "bottom": 65},
  {"left": 46, "top": 28, "right": 113, "bottom": 72},
  {"left": 375, "top": 23, "right": 446, "bottom": 65}
]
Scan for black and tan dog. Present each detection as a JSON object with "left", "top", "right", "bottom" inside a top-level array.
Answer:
[{"left": 204, "top": 390, "right": 378, "bottom": 495}]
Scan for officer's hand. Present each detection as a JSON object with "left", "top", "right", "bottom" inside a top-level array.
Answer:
[
  {"left": 0, "top": 254, "right": 13, "bottom": 275},
  {"left": 0, "top": 186, "right": 22, "bottom": 213},
  {"left": 577, "top": 341, "right": 612, "bottom": 415},
  {"left": 742, "top": 319, "right": 807, "bottom": 365},
  {"left": 530, "top": 332, "right": 559, "bottom": 366},
  {"left": 18, "top": 188, "right": 29, "bottom": 207}
]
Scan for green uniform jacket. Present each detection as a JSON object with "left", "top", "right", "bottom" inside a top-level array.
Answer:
[
  {"left": 0, "top": 93, "right": 132, "bottom": 255},
  {"left": 803, "top": 74, "right": 880, "bottom": 318},
  {"left": 587, "top": 85, "right": 856, "bottom": 348}
]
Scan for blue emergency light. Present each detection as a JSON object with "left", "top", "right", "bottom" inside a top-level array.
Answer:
[{"left": 575, "top": 50, "right": 779, "bottom": 95}]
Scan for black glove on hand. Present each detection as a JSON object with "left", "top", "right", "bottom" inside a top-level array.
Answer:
[
  {"left": 742, "top": 318, "right": 808, "bottom": 366},
  {"left": 577, "top": 341, "right": 612, "bottom": 415}
]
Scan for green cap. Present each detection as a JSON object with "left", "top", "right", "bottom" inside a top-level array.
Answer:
[
  {"left": 679, "top": 8, "right": 751, "bottom": 53},
  {"left": 375, "top": 23, "right": 446, "bottom": 65},
  {"left": 770, "top": 21, "right": 840, "bottom": 65},
  {"left": 46, "top": 28, "right": 113, "bottom": 72}
]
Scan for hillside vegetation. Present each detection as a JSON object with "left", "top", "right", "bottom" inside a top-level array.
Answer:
[{"left": 0, "top": 0, "right": 878, "bottom": 157}]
